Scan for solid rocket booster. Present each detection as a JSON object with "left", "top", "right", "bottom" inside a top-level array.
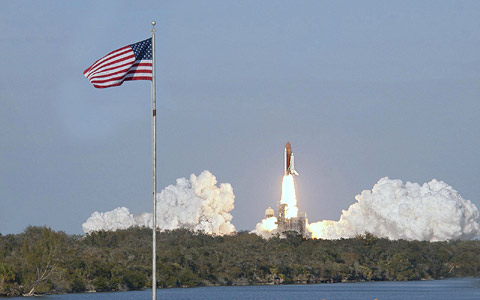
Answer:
[{"left": 284, "top": 142, "right": 299, "bottom": 176}]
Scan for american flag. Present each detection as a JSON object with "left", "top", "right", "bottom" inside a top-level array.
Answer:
[{"left": 84, "top": 38, "right": 153, "bottom": 88}]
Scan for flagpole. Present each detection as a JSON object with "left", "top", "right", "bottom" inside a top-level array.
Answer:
[{"left": 151, "top": 21, "right": 157, "bottom": 300}]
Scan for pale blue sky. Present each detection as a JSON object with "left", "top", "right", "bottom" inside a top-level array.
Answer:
[{"left": 1, "top": 0, "right": 479, "bottom": 234}]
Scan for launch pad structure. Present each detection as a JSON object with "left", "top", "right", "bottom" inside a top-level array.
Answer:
[{"left": 276, "top": 203, "right": 310, "bottom": 238}]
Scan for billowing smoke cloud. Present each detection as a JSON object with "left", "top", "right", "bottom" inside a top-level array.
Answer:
[
  {"left": 82, "top": 207, "right": 137, "bottom": 232},
  {"left": 82, "top": 170, "right": 236, "bottom": 235},
  {"left": 308, "top": 177, "right": 480, "bottom": 241},
  {"left": 252, "top": 216, "right": 278, "bottom": 239}
]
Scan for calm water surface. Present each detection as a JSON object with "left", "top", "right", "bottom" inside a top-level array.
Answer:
[{"left": 10, "top": 278, "right": 480, "bottom": 300}]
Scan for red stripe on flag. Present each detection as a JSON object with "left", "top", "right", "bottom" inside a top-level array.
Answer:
[
  {"left": 86, "top": 54, "right": 136, "bottom": 78},
  {"left": 89, "top": 62, "right": 152, "bottom": 80},
  {"left": 83, "top": 46, "right": 131, "bottom": 75},
  {"left": 90, "top": 70, "right": 152, "bottom": 84},
  {"left": 92, "top": 76, "right": 153, "bottom": 88}
]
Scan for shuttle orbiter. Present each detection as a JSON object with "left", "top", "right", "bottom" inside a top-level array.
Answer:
[{"left": 284, "top": 142, "right": 299, "bottom": 176}]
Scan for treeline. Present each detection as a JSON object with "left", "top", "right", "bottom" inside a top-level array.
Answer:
[{"left": 1, "top": 226, "right": 480, "bottom": 296}]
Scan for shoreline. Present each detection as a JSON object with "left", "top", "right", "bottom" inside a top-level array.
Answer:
[{"left": 11, "top": 276, "right": 470, "bottom": 298}]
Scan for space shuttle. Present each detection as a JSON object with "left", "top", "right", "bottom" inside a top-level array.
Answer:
[{"left": 284, "top": 141, "right": 299, "bottom": 176}]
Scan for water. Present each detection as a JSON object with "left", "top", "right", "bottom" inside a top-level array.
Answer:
[{"left": 9, "top": 278, "right": 480, "bottom": 300}]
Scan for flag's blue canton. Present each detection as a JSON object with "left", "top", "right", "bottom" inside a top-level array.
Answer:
[{"left": 130, "top": 38, "right": 152, "bottom": 60}]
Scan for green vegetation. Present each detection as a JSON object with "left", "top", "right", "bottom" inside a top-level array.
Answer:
[{"left": 1, "top": 226, "right": 480, "bottom": 296}]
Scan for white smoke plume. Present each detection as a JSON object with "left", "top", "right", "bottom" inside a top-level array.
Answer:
[
  {"left": 252, "top": 216, "right": 278, "bottom": 239},
  {"left": 82, "top": 170, "right": 236, "bottom": 235},
  {"left": 82, "top": 207, "right": 137, "bottom": 233},
  {"left": 308, "top": 177, "right": 480, "bottom": 241}
]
